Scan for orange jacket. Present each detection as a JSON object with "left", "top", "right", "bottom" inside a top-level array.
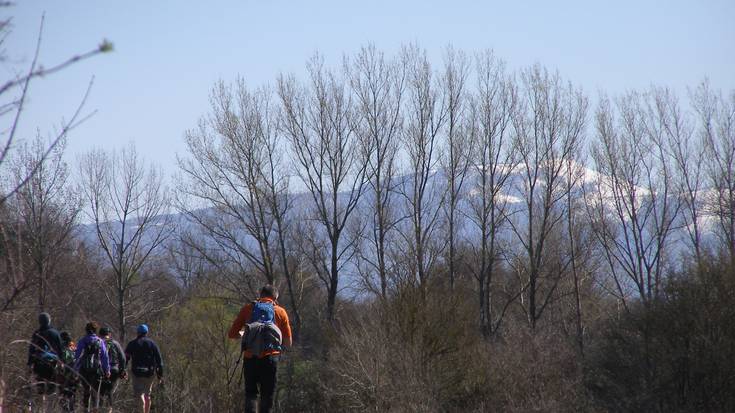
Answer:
[{"left": 228, "top": 298, "right": 292, "bottom": 358}]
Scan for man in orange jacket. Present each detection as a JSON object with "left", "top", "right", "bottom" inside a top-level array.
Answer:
[{"left": 228, "top": 284, "right": 292, "bottom": 413}]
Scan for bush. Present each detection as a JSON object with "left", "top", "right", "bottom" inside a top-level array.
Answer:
[{"left": 586, "top": 259, "right": 735, "bottom": 412}]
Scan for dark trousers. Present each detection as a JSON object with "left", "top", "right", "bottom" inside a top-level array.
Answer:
[
  {"left": 60, "top": 377, "right": 78, "bottom": 412},
  {"left": 80, "top": 372, "right": 102, "bottom": 409},
  {"left": 32, "top": 364, "right": 58, "bottom": 395},
  {"left": 244, "top": 355, "right": 278, "bottom": 413},
  {"left": 100, "top": 372, "right": 121, "bottom": 406}
]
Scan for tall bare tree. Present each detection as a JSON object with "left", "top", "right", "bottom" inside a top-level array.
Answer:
[
  {"left": 346, "top": 45, "right": 405, "bottom": 298},
  {"left": 440, "top": 46, "right": 472, "bottom": 290},
  {"left": 0, "top": 7, "right": 108, "bottom": 318},
  {"left": 509, "top": 64, "right": 587, "bottom": 330},
  {"left": 398, "top": 45, "right": 448, "bottom": 291},
  {"left": 8, "top": 136, "right": 78, "bottom": 311},
  {"left": 278, "top": 55, "right": 368, "bottom": 322},
  {"left": 177, "top": 79, "right": 302, "bottom": 332},
  {"left": 466, "top": 51, "right": 519, "bottom": 337},
  {"left": 0, "top": 199, "right": 32, "bottom": 313},
  {"left": 660, "top": 88, "right": 705, "bottom": 264},
  {"left": 586, "top": 90, "right": 680, "bottom": 310},
  {"left": 79, "top": 145, "right": 173, "bottom": 340},
  {"left": 179, "top": 81, "right": 290, "bottom": 287},
  {"left": 562, "top": 152, "right": 592, "bottom": 353},
  {"left": 692, "top": 82, "right": 735, "bottom": 265}
]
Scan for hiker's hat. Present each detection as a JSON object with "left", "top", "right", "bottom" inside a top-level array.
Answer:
[{"left": 137, "top": 324, "right": 149, "bottom": 335}]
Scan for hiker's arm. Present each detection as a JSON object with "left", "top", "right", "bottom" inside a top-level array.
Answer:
[
  {"left": 117, "top": 342, "right": 127, "bottom": 370},
  {"left": 278, "top": 308, "right": 293, "bottom": 347},
  {"left": 74, "top": 337, "right": 85, "bottom": 364},
  {"left": 227, "top": 304, "right": 251, "bottom": 339},
  {"left": 154, "top": 343, "right": 164, "bottom": 378},
  {"left": 100, "top": 340, "right": 111, "bottom": 375},
  {"left": 124, "top": 342, "right": 131, "bottom": 362},
  {"left": 52, "top": 331, "right": 63, "bottom": 356},
  {"left": 27, "top": 334, "right": 35, "bottom": 367}
]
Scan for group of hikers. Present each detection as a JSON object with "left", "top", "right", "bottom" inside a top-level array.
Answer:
[
  {"left": 26, "top": 284, "right": 292, "bottom": 413},
  {"left": 27, "top": 314, "right": 163, "bottom": 413}
]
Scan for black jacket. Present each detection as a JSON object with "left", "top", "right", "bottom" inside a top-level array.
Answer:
[
  {"left": 125, "top": 335, "right": 163, "bottom": 378},
  {"left": 28, "top": 325, "right": 63, "bottom": 367}
]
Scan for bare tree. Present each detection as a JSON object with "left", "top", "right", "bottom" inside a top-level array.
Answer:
[
  {"left": 660, "top": 88, "right": 705, "bottom": 264},
  {"left": 466, "top": 51, "right": 519, "bottom": 337},
  {"left": 178, "top": 81, "right": 290, "bottom": 286},
  {"left": 8, "top": 136, "right": 78, "bottom": 311},
  {"left": 398, "top": 45, "right": 448, "bottom": 292},
  {"left": 177, "top": 79, "right": 302, "bottom": 333},
  {"left": 0, "top": 203, "right": 31, "bottom": 313},
  {"left": 346, "top": 45, "right": 405, "bottom": 298},
  {"left": 692, "top": 81, "right": 735, "bottom": 265},
  {"left": 562, "top": 153, "right": 592, "bottom": 353},
  {"left": 278, "top": 55, "right": 368, "bottom": 322},
  {"left": 586, "top": 90, "right": 680, "bottom": 310},
  {"left": 509, "top": 64, "right": 587, "bottom": 330},
  {"left": 0, "top": 7, "right": 108, "bottom": 316},
  {"left": 79, "top": 145, "right": 173, "bottom": 341},
  {"left": 440, "top": 46, "right": 472, "bottom": 290}
]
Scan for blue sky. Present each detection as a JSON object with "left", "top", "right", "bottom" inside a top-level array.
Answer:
[{"left": 7, "top": 0, "right": 735, "bottom": 176}]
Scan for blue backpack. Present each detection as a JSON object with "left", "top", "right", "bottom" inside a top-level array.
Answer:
[
  {"left": 250, "top": 301, "right": 276, "bottom": 324},
  {"left": 241, "top": 301, "right": 282, "bottom": 355},
  {"left": 37, "top": 343, "right": 59, "bottom": 367}
]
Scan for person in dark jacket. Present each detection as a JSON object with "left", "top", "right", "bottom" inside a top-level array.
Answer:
[
  {"left": 99, "top": 326, "right": 127, "bottom": 412},
  {"left": 27, "top": 312, "right": 63, "bottom": 396},
  {"left": 125, "top": 324, "right": 163, "bottom": 413}
]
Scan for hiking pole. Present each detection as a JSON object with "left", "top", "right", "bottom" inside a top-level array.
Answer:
[
  {"left": 227, "top": 351, "right": 243, "bottom": 387},
  {"left": 238, "top": 355, "right": 245, "bottom": 387}
]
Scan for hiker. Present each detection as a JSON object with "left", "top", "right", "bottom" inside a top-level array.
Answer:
[
  {"left": 27, "top": 312, "right": 63, "bottom": 405},
  {"left": 59, "top": 331, "right": 79, "bottom": 412},
  {"left": 75, "top": 321, "right": 111, "bottom": 411},
  {"left": 99, "top": 326, "right": 127, "bottom": 411},
  {"left": 125, "top": 324, "right": 163, "bottom": 413},
  {"left": 228, "top": 284, "right": 293, "bottom": 413}
]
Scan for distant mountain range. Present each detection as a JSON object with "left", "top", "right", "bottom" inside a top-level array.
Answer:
[{"left": 77, "top": 162, "right": 723, "bottom": 276}]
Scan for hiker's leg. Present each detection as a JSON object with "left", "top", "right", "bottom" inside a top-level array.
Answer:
[
  {"left": 82, "top": 376, "right": 92, "bottom": 411},
  {"left": 108, "top": 376, "right": 119, "bottom": 411},
  {"left": 135, "top": 375, "right": 154, "bottom": 413},
  {"left": 243, "top": 357, "right": 259, "bottom": 413},
  {"left": 258, "top": 356, "right": 278, "bottom": 413},
  {"left": 98, "top": 377, "right": 108, "bottom": 406},
  {"left": 93, "top": 376, "right": 103, "bottom": 412},
  {"left": 61, "top": 382, "right": 75, "bottom": 413},
  {"left": 132, "top": 375, "right": 151, "bottom": 413},
  {"left": 99, "top": 376, "right": 116, "bottom": 409},
  {"left": 143, "top": 393, "right": 151, "bottom": 413}
]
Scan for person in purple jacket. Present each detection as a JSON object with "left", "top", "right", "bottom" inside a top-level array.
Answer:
[{"left": 75, "top": 321, "right": 111, "bottom": 411}]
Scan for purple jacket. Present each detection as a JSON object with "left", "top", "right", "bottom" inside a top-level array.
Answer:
[{"left": 74, "top": 333, "right": 110, "bottom": 375}]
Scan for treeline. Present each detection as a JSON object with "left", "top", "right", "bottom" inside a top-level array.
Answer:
[{"left": 1, "top": 45, "right": 734, "bottom": 412}]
